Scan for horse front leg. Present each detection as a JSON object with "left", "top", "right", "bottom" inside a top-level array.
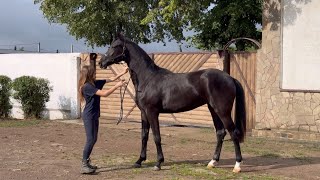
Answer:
[
  {"left": 134, "top": 112, "right": 150, "bottom": 168},
  {"left": 146, "top": 110, "right": 164, "bottom": 170}
]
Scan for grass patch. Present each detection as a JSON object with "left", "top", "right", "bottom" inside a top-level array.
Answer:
[
  {"left": 260, "top": 153, "right": 281, "bottom": 158},
  {"left": 106, "top": 156, "right": 157, "bottom": 167},
  {"left": 165, "top": 178, "right": 183, "bottom": 180},
  {"left": 219, "top": 136, "right": 320, "bottom": 159},
  {"left": 293, "top": 153, "right": 311, "bottom": 162},
  {"left": 170, "top": 163, "right": 282, "bottom": 180},
  {"left": 173, "top": 130, "right": 319, "bottom": 160},
  {"left": 241, "top": 174, "right": 283, "bottom": 180},
  {"left": 143, "top": 159, "right": 157, "bottom": 167},
  {"left": 131, "top": 168, "right": 143, "bottom": 174},
  {"left": 99, "top": 154, "right": 138, "bottom": 166},
  {"left": 180, "top": 138, "right": 192, "bottom": 144},
  {"left": 98, "top": 153, "right": 284, "bottom": 179},
  {"left": 0, "top": 119, "right": 43, "bottom": 127},
  {"left": 171, "top": 163, "right": 222, "bottom": 179},
  {"left": 200, "top": 127, "right": 214, "bottom": 134}
]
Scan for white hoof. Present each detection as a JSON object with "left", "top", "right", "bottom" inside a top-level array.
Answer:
[
  {"left": 232, "top": 161, "right": 241, "bottom": 173},
  {"left": 232, "top": 167, "right": 241, "bottom": 173},
  {"left": 207, "top": 159, "right": 218, "bottom": 169},
  {"left": 153, "top": 166, "right": 161, "bottom": 171}
]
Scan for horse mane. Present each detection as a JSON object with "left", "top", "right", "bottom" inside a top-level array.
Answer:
[{"left": 123, "top": 37, "right": 170, "bottom": 73}]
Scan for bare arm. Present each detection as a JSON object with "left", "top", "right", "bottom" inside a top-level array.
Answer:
[{"left": 95, "top": 80, "right": 126, "bottom": 97}]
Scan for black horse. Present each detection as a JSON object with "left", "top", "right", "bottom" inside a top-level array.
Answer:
[{"left": 99, "top": 34, "right": 246, "bottom": 173}]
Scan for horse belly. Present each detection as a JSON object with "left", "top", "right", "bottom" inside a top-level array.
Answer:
[{"left": 161, "top": 94, "right": 206, "bottom": 113}]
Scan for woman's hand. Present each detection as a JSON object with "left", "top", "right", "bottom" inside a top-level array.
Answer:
[
  {"left": 107, "top": 67, "right": 129, "bottom": 82},
  {"left": 115, "top": 79, "right": 127, "bottom": 88}
]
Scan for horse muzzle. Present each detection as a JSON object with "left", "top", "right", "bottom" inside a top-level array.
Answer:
[{"left": 99, "top": 55, "right": 111, "bottom": 69}]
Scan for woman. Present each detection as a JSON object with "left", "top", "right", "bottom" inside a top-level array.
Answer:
[{"left": 78, "top": 65, "right": 128, "bottom": 174}]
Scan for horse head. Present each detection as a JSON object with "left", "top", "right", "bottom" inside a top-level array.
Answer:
[{"left": 99, "top": 34, "right": 128, "bottom": 69}]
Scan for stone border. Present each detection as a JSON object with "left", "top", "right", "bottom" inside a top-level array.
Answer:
[{"left": 252, "top": 129, "right": 320, "bottom": 142}]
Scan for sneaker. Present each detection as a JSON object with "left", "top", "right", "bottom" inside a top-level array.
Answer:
[
  {"left": 81, "top": 159, "right": 96, "bottom": 174},
  {"left": 87, "top": 158, "right": 98, "bottom": 169}
]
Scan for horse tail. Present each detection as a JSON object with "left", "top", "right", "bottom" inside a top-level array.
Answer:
[{"left": 233, "top": 78, "right": 246, "bottom": 143}]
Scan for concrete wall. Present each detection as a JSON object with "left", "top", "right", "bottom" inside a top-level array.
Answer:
[
  {"left": 0, "top": 53, "right": 81, "bottom": 119},
  {"left": 255, "top": 0, "right": 320, "bottom": 135}
]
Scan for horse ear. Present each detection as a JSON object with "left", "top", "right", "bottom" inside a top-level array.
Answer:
[
  {"left": 116, "top": 32, "right": 125, "bottom": 40},
  {"left": 111, "top": 32, "right": 125, "bottom": 47}
]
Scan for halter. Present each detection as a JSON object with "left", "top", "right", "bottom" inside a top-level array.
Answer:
[
  {"left": 108, "top": 41, "right": 127, "bottom": 63},
  {"left": 113, "top": 41, "right": 131, "bottom": 125}
]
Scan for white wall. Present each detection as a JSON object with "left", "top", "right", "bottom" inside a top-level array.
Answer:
[
  {"left": 282, "top": 0, "right": 320, "bottom": 91},
  {"left": 0, "top": 53, "right": 80, "bottom": 119}
]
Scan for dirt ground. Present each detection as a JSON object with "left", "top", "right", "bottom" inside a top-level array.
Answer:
[{"left": 1, "top": 119, "right": 320, "bottom": 180}]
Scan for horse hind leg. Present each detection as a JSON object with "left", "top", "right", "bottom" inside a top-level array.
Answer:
[
  {"left": 220, "top": 114, "right": 243, "bottom": 173},
  {"left": 207, "top": 105, "right": 226, "bottom": 169}
]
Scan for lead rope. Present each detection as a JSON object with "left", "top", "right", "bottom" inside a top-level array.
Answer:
[{"left": 117, "top": 77, "right": 131, "bottom": 125}]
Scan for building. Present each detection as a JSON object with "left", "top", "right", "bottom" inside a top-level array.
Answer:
[{"left": 253, "top": 0, "right": 320, "bottom": 141}]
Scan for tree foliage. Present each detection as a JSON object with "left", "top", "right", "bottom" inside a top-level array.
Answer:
[
  {"left": 0, "top": 75, "right": 12, "bottom": 119},
  {"left": 143, "top": 0, "right": 262, "bottom": 50},
  {"left": 34, "top": 0, "right": 155, "bottom": 46},
  {"left": 34, "top": 0, "right": 262, "bottom": 50}
]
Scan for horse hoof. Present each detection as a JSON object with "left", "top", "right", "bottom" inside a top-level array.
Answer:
[
  {"left": 133, "top": 163, "right": 141, "bottom": 168},
  {"left": 207, "top": 160, "right": 218, "bottom": 169},
  {"left": 232, "top": 167, "right": 241, "bottom": 173},
  {"left": 153, "top": 166, "right": 161, "bottom": 171}
]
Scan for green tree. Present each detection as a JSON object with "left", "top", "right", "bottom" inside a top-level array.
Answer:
[
  {"left": 34, "top": 0, "right": 262, "bottom": 50},
  {"left": 34, "top": 0, "right": 154, "bottom": 46},
  {"left": 143, "top": 0, "right": 262, "bottom": 50}
]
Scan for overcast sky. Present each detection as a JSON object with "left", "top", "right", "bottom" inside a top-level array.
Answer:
[{"left": 0, "top": 0, "right": 199, "bottom": 53}]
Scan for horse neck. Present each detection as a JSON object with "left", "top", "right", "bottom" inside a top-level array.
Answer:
[{"left": 125, "top": 44, "right": 160, "bottom": 89}]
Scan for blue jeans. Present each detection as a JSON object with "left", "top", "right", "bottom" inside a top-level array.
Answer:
[{"left": 82, "top": 118, "right": 99, "bottom": 160}]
